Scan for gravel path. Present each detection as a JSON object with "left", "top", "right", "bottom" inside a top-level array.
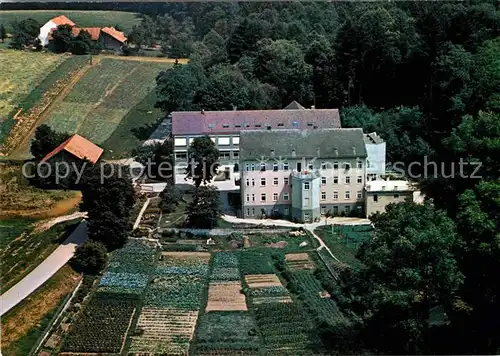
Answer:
[{"left": 0, "top": 221, "right": 88, "bottom": 316}]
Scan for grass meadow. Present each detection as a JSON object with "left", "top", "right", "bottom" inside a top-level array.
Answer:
[{"left": 0, "top": 10, "right": 141, "bottom": 33}]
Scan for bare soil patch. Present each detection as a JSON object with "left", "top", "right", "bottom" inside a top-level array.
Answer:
[
  {"left": 160, "top": 251, "right": 211, "bottom": 259},
  {"left": 244, "top": 274, "right": 283, "bottom": 289},
  {"left": 206, "top": 281, "right": 247, "bottom": 312},
  {"left": 285, "top": 253, "right": 314, "bottom": 270}
]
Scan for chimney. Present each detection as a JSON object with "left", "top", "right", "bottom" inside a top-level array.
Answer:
[
  {"left": 233, "top": 105, "right": 237, "bottom": 111},
  {"left": 334, "top": 148, "right": 338, "bottom": 157},
  {"left": 316, "top": 148, "right": 320, "bottom": 157},
  {"left": 201, "top": 109, "right": 205, "bottom": 115},
  {"left": 292, "top": 149, "right": 296, "bottom": 157},
  {"left": 311, "top": 105, "right": 315, "bottom": 110},
  {"left": 352, "top": 146, "right": 356, "bottom": 155},
  {"left": 270, "top": 150, "right": 275, "bottom": 157}
]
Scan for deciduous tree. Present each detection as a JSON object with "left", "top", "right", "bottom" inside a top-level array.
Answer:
[
  {"left": 186, "top": 185, "right": 222, "bottom": 228},
  {"left": 185, "top": 135, "right": 220, "bottom": 187},
  {"left": 30, "top": 124, "right": 70, "bottom": 160}
]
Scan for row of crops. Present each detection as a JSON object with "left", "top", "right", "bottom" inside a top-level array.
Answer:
[
  {"left": 130, "top": 252, "right": 211, "bottom": 354},
  {"left": 61, "top": 240, "right": 158, "bottom": 353}
]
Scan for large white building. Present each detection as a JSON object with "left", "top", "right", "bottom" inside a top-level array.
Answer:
[{"left": 239, "top": 129, "right": 367, "bottom": 222}]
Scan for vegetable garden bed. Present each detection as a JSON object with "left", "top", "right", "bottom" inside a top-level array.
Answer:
[
  {"left": 61, "top": 293, "right": 137, "bottom": 353},
  {"left": 206, "top": 282, "right": 247, "bottom": 312},
  {"left": 193, "top": 312, "right": 260, "bottom": 355}
]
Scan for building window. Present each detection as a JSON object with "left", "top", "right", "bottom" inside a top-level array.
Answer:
[
  {"left": 374, "top": 194, "right": 378, "bottom": 202},
  {"left": 284, "top": 177, "right": 289, "bottom": 185},
  {"left": 284, "top": 208, "right": 289, "bottom": 215},
  {"left": 273, "top": 177, "right": 279, "bottom": 186},
  {"left": 232, "top": 151, "right": 239, "bottom": 159},
  {"left": 357, "top": 176, "right": 362, "bottom": 184},
  {"left": 283, "top": 162, "right": 289, "bottom": 171},
  {"left": 261, "top": 178, "right": 266, "bottom": 186},
  {"left": 174, "top": 138, "right": 187, "bottom": 146},
  {"left": 246, "top": 179, "right": 249, "bottom": 186},
  {"left": 304, "top": 197, "right": 310, "bottom": 207},
  {"left": 284, "top": 192, "right": 289, "bottom": 201},
  {"left": 357, "top": 160, "right": 363, "bottom": 169},
  {"left": 234, "top": 163, "right": 239, "bottom": 172},
  {"left": 218, "top": 137, "right": 230, "bottom": 145},
  {"left": 308, "top": 163, "right": 314, "bottom": 170},
  {"left": 333, "top": 191, "right": 339, "bottom": 200},
  {"left": 394, "top": 194, "right": 400, "bottom": 198},
  {"left": 251, "top": 179, "right": 255, "bottom": 186},
  {"left": 304, "top": 182, "right": 310, "bottom": 190},
  {"left": 321, "top": 176, "right": 326, "bottom": 185},
  {"left": 321, "top": 162, "right": 327, "bottom": 170},
  {"left": 321, "top": 206, "right": 326, "bottom": 214},
  {"left": 232, "top": 137, "right": 240, "bottom": 145},
  {"left": 246, "top": 208, "right": 250, "bottom": 216},
  {"left": 251, "top": 164, "right": 255, "bottom": 171},
  {"left": 345, "top": 206, "right": 351, "bottom": 213},
  {"left": 175, "top": 152, "right": 187, "bottom": 160},
  {"left": 273, "top": 163, "right": 279, "bottom": 172},
  {"left": 252, "top": 194, "right": 255, "bottom": 202},
  {"left": 333, "top": 161, "right": 339, "bottom": 169},
  {"left": 357, "top": 191, "right": 362, "bottom": 199},
  {"left": 367, "top": 160, "right": 371, "bottom": 168},
  {"left": 245, "top": 164, "right": 249, "bottom": 171},
  {"left": 219, "top": 151, "right": 231, "bottom": 160},
  {"left": 261, "top": 193, "right": 266, "bottom": 202},
  {"left": 345, "top": 191, "right": 351, "bottom": 199},
  {"left": 273, "top": 193, "right": 278, "bottom": 201},
  {"left": 333, "top": 206, "right": 338, "bottom": 214},
  {"left": 333, "top": 176, "right": 338, "bottom": 184},
  {"left": 251, "top": 208, "right": 255, "bottom": 216},
  {"left": 345, "top": 176, "right": 351, "bottom": 184},
  {"left": 260, "top": 163, "right": 266, "bottom": 172},
  {"left": 344, "top": 162, "right": 351, "bottom": 170},
  {"left": 321, "top": 192, "right": 326, "bottom": 200},
  {"left": 246, "top": 194, "right": 250, "bottom": 202}
]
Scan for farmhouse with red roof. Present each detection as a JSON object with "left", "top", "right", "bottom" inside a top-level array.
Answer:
[
  {"left": 38, "top": 15, "right": 127, "bottom": 50},
  {"left": 42, "top": 134, "right": 103, "bottom": 164}
]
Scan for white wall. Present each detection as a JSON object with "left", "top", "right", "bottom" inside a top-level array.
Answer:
[
  {"left": 38, "top": 20, "right": 57, "bottom": 46},
  {"left": 366, "top": 142, "right": 386, "bottom": 177}
]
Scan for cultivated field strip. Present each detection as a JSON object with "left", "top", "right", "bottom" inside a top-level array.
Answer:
[
  {"left": 245, "top": 274, "right": 283, "bottom": 288},
  {"left": 129, "top": 308, "right": 198, "bottom": 355},
  {"left": 206, "top": 281, "right": 247, "bottom": 312},
  {"left": 285, "top": 252, "right": 315, "bottom": 270}
]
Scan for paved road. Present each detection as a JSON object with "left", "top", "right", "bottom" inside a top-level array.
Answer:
[{"left": 0, "top": 221, "right": 88, "bottom": 316}]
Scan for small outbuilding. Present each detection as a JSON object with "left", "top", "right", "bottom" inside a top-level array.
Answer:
[{"left": 41, "top": 134, "right": 103, "bottom": 164}]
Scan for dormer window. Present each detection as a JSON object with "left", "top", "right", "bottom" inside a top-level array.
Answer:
[
  {"left": 278, "top": 123, "right": 284, "bottom": 127},
  {"left": 222, "top": 124, "right": 229, "bottom": 128},
  {"left": 255, "top": 124, "right": 261, "bottom": 128},
  {"left": 235, "top": 124, "right": 241, "bottom": 128}
]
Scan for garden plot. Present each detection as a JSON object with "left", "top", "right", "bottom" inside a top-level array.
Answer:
[
  {"left": 238, "top": 250, "right": 275, "bottom": 275},
  {"left": 129, "top": 307, "right": 198, "bottom": 355},
  {"left": 245, "top": 274, "right": 282, "bottom": 289},
  {"left": 206, "top": 281, "right": 247, "bottom": 312},
  {"left": 144, "top": 252, "right": 210, "bottom": 309},
  {"left": 193, "top": 312, "right": 260, "bottom": 355},
  {"left": 253, "top": 302, "right": 320, "bottom": 355},
  {"left": 61, "top": 293, "right": 137, "bottom": 354},
  {"left": 285, "top": 253, "right": 314, "bottom": 271},
  {"left": 210, "top": 252, "right": 240, "bottom": 282}
]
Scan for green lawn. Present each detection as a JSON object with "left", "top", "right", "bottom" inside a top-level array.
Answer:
[
  {"left": 1, "top": 219, "right": 81, "bottom": 291},
  {"left": 101, "top": 91, "right": 163, "bottom": 159},
  {"left": 0, "top": 10, "right": 141, "bottom": 33},
  {"left": 314, "top": 226, "right": 363, "bottom": 269},
  {"left": 0, "top": 218, "right": 37, "bottom": 249}
]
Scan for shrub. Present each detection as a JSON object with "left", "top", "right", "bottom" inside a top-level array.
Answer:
[{"left": 72, "top": 241, "right": 108, "bottom": 275}]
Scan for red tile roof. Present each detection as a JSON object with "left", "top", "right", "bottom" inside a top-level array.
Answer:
[
  {"left": 172, "top": 108, "right": 341, "bottom": 135},
  {"left": 41, "top": 134, "right": 103, "bottom": 164},
  {"left": 72, "top": 27, "right": 101, "bottom": 41},
  {"left": 50, "top": 15, "right": 75, "bottom": 27},
  {"left": 101, "top": 27, "right": 127, "bottom": 43}
]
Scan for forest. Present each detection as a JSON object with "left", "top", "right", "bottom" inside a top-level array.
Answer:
[{"left": 4, "top": 1, "right": 499, "bottom": 354}]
